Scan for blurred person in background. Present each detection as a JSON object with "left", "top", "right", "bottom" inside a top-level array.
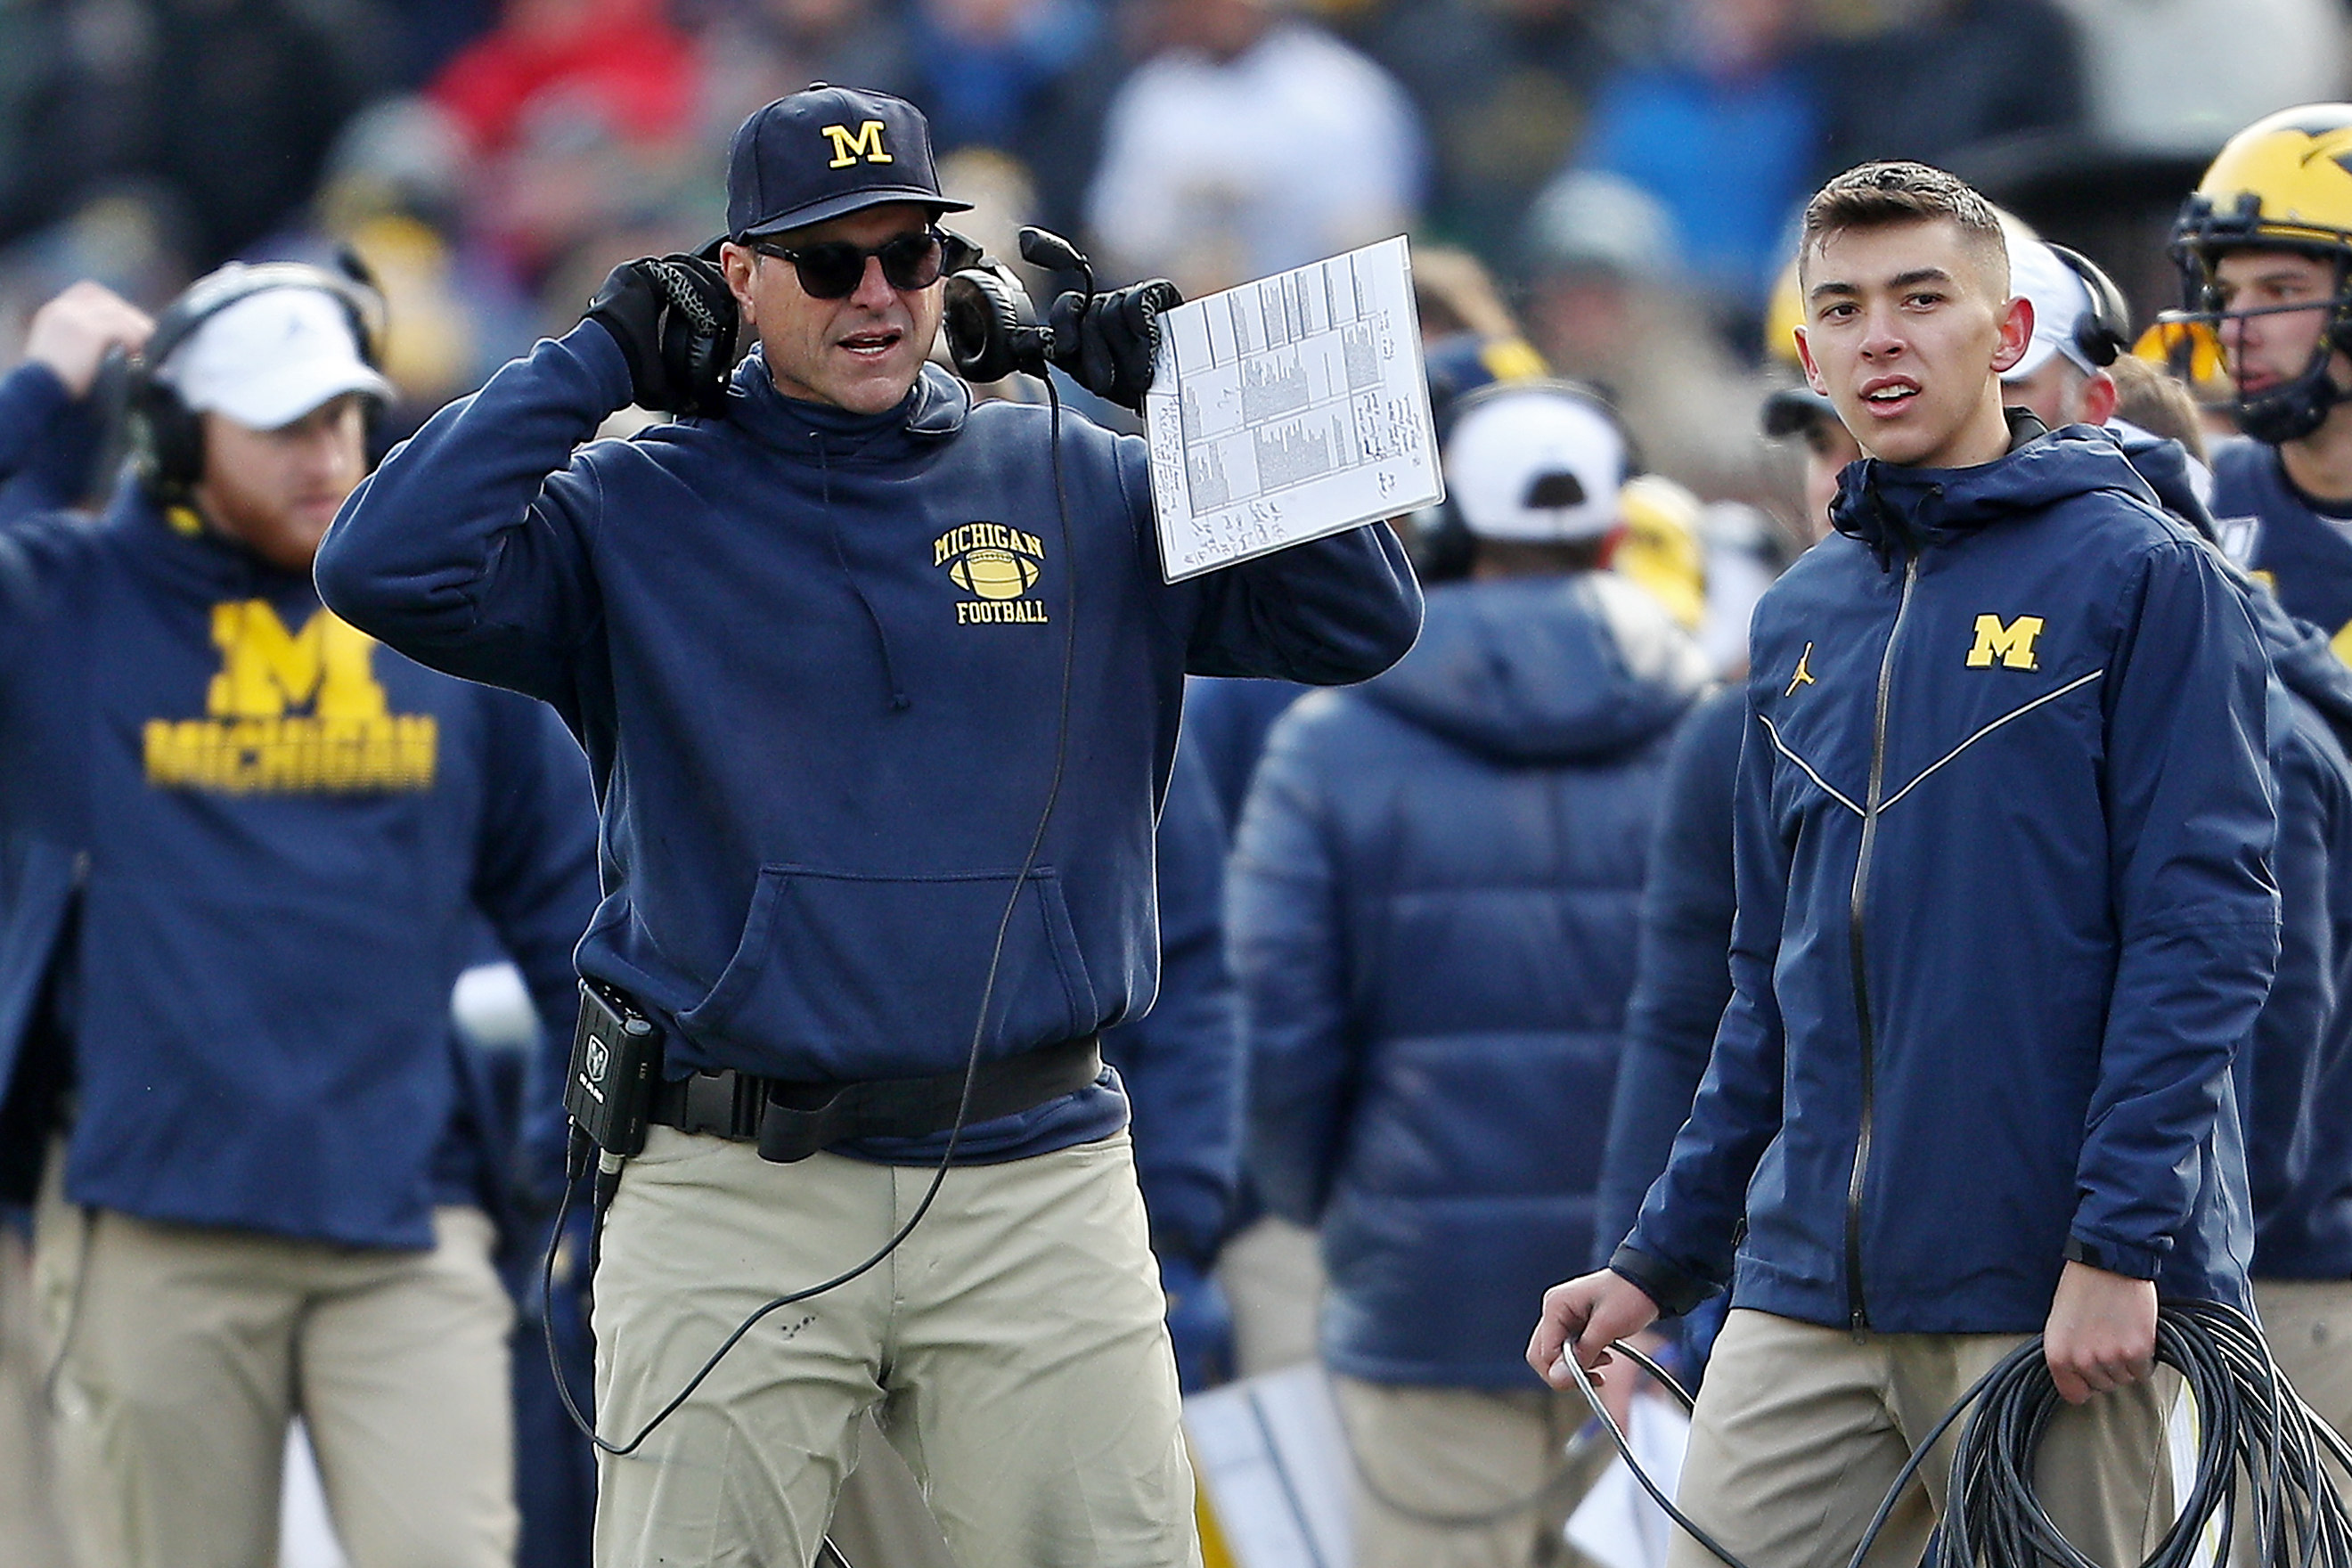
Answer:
[
  {"left": 1518, "top": 169, "right": 1771, "bottom": 506},
  {"left": 1086, "top": 0, "right": 1425, "bottom": 295},
  {"left": 0, "top": 266, "right": 597, "bottom": 1568},
  {"left": 1335, "top": 0, "right": 1636, "bottom": 259},
  {"left": 428, "top": 0, "right": 708, "bottom": 289},
  {"left": 0, "top": 0, "right": 392, "bottom": 268},
  {"left": 1570, "top": 0, "right": 1819, "bottom": 320},
  {"left": 1813, "top": 0, "right": 2085, "bottom": 176},
  {"left": 1232, "top": 381, "right": 1707, "bottom": 1568},
  {"left": 2172, "top": 104, "right": 2352, "bottom": 1437}
]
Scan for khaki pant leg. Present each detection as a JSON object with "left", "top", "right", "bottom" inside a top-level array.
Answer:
[
  {"left": 1663, "top": 1311, "right": 1931, "bottom": 1568},
  {"left": 1335, "top": 1377, "right": 1589, "bottom": 1568},
  {"left": 298, "top": 1205, "right": 518, "bottom": 1568},
  {"left": 1896, "top": 1334, "right": 2171, "bottom": 1568},
  {"left": 828, "top": 1414, "right": 960, "bottom": 1568},
  {"left": 1215, "top": 1217, "right": 1326, "bottom": 1378},
  {"left": 35, "top": 1207, "right": 295, "bottom": 1568},
  {"left": 886, "top": 1133, "right": 1200, "bottom": 1568},
  {"left": 2254, "top": 1279, "right": 2352, "bottom": 1447},
  {"left": 0, "top": 1222, "right": 74, "bottom": 1568},
  {"left": 592, "top": 1129, "right": 894, "bottom": 1568}
]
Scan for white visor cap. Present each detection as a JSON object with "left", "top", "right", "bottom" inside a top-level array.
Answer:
[
  {"left": 162, "top": 287, "right": 395, "bottom": 430},
  {"left": 1444, "top": 389, "right": 1628, "bottom": 542},
  {"left": 2004, "top": 239, "right": 2097, "bottom": 382}
]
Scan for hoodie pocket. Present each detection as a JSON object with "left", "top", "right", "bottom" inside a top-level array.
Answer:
[{"left": 675, "top": 864, "right": 1099, "bottom": 1076}]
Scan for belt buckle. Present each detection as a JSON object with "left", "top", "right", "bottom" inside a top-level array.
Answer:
[{"left": 679, "top": 1072, "right": 747, "bottom": 1138}]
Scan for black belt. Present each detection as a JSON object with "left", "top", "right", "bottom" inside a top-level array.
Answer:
[{"left": 646, "top": 1035, "right": 1103, "bottom": 1164}]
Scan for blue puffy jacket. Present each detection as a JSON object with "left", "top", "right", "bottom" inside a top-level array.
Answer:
[
  {"left": 1619, "top": 421, "right": 2276, "bottom": 1332},
  {"left": 1232, "top": 572, "right": 1710, "bottom": 1385}
]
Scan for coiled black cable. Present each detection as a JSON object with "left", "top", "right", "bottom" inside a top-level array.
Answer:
[{"left": 1559, "top": 1300, "right": 2352, "bottom": 1568}]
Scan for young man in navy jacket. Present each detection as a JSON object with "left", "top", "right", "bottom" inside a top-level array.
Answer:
[
  {"left": 0, "top": 269, "right": 600, "bottom": 1567},
  {"left": 315, "top": 84, "right": 1421, "bottom": 1568},
  {"left": 1530, "top": 162, "right": 2279, "bottom": 1568}
]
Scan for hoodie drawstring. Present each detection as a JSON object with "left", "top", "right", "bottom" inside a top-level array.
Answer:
[{"left": 814, "top": 438, "right": 911, "bottom": 712}]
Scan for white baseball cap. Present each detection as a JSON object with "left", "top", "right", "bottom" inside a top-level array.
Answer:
[
  {"left": 160, "top": 286, "right": 395, "bottom": 429},
  {"left": 1443, "top": 388, "right": 1629, "bottom": 542},
  {"left": 2005, "top": 238, "right": 2097, "bottom": 382}
]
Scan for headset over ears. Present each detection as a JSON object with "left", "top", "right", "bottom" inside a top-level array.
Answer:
[
  {"left": 127, "top": 258, "right": 388, "bottom": 503},
  {"left": 2046, "top": 243, "right": 2133, "bottom": 369},
  {"left": 941, "top": 226, "right": 1079, "bottom": 384}
]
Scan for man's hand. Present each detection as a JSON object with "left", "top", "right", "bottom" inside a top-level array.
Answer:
[
  {"left": 25, "top": 282, "right": 153, "bottom": 398},
  {"left": 2043, "top": 1259, "right": 2157, "bottom": 1405},
  {"left": 1528, "top": 1269, "right": 1662, "bottom": 1392},
  {"left": 1048, "top": 281, "right": 1181, "bottom": 411},
  {"left": 584, "top": 254, "right": 739, "bottom": 418}
]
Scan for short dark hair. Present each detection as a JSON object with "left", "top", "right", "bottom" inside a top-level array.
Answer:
[{"left": 1799, "top": 161, "right": 2009, "bottom": 297}]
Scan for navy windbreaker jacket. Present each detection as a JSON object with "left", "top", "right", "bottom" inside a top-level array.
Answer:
[
  {"left": 0, "top": 362, "right": 600, "bottom": 1249},
  {"left": 1594, "top": 682, "right": 1742, "bottom": 1265},
  {"left": 314, "top": 323, "right": 1422, "bottom": 1162},
  {"left": 1232, "top": 573, "right": 1709, "bottom": 1384},
  {"left": 2234, "top": 541, "right": 2352, "bottom": 1280},
  {"left": 2211, "top": 437, "right": 2352, "bottom": 648},
  {"left": 1098, "top": 741, "right": 1243, "bottom": 1263},
  {"left": 1618, "top": 423, "right": 2275, "bottom": 1332}
]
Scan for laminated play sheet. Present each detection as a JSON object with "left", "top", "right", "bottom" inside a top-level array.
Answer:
[{"left": 1143, "top": 236, "right": 1443, "bottom": 582}]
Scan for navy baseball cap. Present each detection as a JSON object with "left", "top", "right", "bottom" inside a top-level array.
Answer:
[{"left": 726, "top": 84, "right": 972, "bottom": 241}]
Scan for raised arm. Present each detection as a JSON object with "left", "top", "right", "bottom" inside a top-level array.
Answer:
[{"left": 314, "top": 323, "right": 632, "bottom": 706}]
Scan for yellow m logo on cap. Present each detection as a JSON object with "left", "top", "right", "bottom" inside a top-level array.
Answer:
[
  {"left": 1965, "top": 614, "right": 2045, "bottom": 671},
  {"left": 821, "top": 121, "right": 893, "bottom": 169}
]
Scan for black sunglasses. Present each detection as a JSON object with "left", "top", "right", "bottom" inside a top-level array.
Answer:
[{"left": 746, "top": 228, "right": 980, "bottom": 299}]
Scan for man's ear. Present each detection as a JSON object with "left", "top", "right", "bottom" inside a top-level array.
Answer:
[
  {"left": 1992, "top": 295, "right": 2034, "bottom": 376},
  {"left": 2079, "top": 369, "right": 2118, "bottom": 427},
  {"left": 719, "top": 241, "right": 759, "bottom": 329},
  {"left": 1795, "top": 325, "right": 1827, "bottom": 395}
]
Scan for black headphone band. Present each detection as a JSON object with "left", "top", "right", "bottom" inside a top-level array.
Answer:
[
  {"left": 143, "top": 262, "right": 386, "bottom": 380},
  {"left": 2044, "top": 243, "right": 2132, "bottom": 368},
  {"left": 1441, "top": 377, "right": 1641, "bottom": 486}
]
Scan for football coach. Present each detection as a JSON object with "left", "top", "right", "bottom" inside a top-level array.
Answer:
[{"left": 316, "top": 84, "right": 1423, "bottom": 1568}]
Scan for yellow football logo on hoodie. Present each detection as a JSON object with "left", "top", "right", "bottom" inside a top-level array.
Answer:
[{"left": 935, "top": 522, "right": 1049, "bottom": 624}]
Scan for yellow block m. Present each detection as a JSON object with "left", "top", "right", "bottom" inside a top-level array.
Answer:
[
  {"left": 821, "top": 120, "right": 893, "bottom": 168},
  {"left": 1965, "top": 614, "right": 2045, "bottom": 671},
  {"left": 206, "top": 601, "right": 388, "bottom": 720}
]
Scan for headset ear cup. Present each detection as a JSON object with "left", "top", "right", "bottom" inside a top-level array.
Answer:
[
  {"left": 943, "top": 263, "right": 1049, "bottom": 383},
  {"left": 128, "top": 372, "right": 204, "bottom": 499}
]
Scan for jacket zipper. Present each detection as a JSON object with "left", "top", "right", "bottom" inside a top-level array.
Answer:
[{"left": 1845, "top": 551, "right": 1918, "bottom": 1332}]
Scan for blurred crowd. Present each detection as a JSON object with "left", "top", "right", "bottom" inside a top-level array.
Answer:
[{"left": 1, "top": 0, "right": 2347, "bottom": 531}]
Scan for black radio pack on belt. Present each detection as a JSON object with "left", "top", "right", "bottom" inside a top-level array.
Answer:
[{"left": 563, "top": 981, "right": 662, "bottom": 1159}]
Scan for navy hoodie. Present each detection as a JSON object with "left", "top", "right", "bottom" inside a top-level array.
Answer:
[
  {"left": 315, "top": 323, "right": 1422, "bottom": 1162},
  {"left": 1618, "top": 422, "right": 2275, "bottom": 1331},
  {"left": 1232, "top": 573, "right": 1708, "bottom": 1384},
  {"left": 0, "top": 363, "right": 600, "bottom": 1248}
]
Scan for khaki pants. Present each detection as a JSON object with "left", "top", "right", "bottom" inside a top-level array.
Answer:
[
  {"left": 1217, "top": 1216, "right": 1325, "bottom": 1378},
  {"left": 1667, "top": 1309, "right": 2173, "bottom": 1568},
  {"left": 1335, "top": 1378, "right": 1607, "bottom": 1568},
  {"left": 0, "top": 1222, "right": 72, "bottom": 1568},
  {"left": 592, "top": 1127, "right": 1198, "bottom": 1568},
  {"left": 2255, "top": 1278, "right": 2352, "bottom": 1449},
  {"left": 34, "top": 1201, "right": 516, "bottom": 1568}
]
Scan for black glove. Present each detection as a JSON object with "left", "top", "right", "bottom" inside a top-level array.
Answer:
[
  {"left": 1048, "top": 280, "right": 1183, "bottom": 412},
  {"left": 584, "top": 254, "right": 740, "bottom": 419}
]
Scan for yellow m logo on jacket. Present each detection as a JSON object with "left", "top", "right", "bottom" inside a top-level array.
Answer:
[
  {"left": 1966, "top": 614, "right": 2045, "bottom": 671},
  {"left": 146, "top": 602, "right": 437, "bottom": 793}
]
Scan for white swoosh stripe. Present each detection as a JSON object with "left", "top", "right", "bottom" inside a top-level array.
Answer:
[
  {"left": 1879, "top": 668, "right": 2105, "bottom": 813},
  {"left": 1759, "top": 715, "right": 1864, "bottom": 817}
]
